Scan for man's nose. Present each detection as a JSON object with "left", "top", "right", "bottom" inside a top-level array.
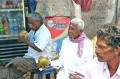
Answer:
[{"left": 95, "top": 47, "right": 100, "bottom": 54}]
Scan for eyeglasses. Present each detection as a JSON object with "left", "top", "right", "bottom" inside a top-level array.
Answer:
[{"left": 27, "top": 21, "right": 36, "bottom": 26}]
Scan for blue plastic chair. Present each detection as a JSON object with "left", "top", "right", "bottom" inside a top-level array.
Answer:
[{"left": 30, "top": 66, "right": 57, "bottom": 79}]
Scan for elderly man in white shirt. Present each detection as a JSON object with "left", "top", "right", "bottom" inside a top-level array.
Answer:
[
  {"left": 5, "top": 12, "right": 52, "bottom": 79},
  {"left": 48, "top": 18, "right": 93, "bottom": 79},
  {"left": 69, "top": 26, "right": 120, "bottom": 79}
]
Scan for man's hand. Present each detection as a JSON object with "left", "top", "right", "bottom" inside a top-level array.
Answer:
[
  {"left": 69, "top": 72, "right": 85, "bottom": 79},
  {"left": 18, "top": 30, "right": 29, "bottom": 42},
  {"left": 18, "top": 35, "right": 26, "bottom": 42},
  {"left": 69, "top": 73, "right": 80, "bottom": 79}
]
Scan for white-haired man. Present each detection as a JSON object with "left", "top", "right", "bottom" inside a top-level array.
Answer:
[{"left": 49, "top": 18, "right": 93, "bottom": 79}]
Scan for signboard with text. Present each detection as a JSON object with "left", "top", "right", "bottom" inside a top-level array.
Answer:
[{"left": 45, "top": 16, "right": 70, "bottom": 53}]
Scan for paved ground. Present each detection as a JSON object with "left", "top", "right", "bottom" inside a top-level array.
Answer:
[{"left": 0, "top": 66, "right": 56, "bottom": 79}]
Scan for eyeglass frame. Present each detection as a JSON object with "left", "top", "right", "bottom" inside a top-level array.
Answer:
[{"left": 27, "top": 21, "right": 37, "bottom": 26}]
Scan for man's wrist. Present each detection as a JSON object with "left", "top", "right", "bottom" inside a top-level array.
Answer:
[{"left": 48, "top": 61, "right": 51, "bottom": 66}]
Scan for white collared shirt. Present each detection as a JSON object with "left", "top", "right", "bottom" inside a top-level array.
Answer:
[
  {"left": 84, "top": 59, "right": 120, "bottom": 79},
  {"left": 24, "top": 24, "right": 52, "bottom": 63}
]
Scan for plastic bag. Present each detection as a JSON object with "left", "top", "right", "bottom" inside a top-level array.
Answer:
[
  {"left": 74, "top": 0, "right": 92, "bottom": 11},
  {"left": 72, "top": 0, "right": 81, "bottom": 18},
  {"left": 81, "top": 0, "right": 92, "bottom": 11}
]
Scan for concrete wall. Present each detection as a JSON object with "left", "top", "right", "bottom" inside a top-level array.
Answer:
[
  {"left": 81, "top": 0, "right": 116, "bottom": 39},
  {"left": 35, "top": 0, "right": 117, "bottom": 39}
]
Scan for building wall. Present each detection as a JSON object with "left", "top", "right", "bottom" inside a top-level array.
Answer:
[{"left": 35, "top": 0, "right": 117, "bottom": 39}]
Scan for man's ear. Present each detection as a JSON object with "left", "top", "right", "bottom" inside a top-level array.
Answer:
[
  {"left": 115, "top": 46, "right": 120, "bottom": 63},
  {"left": 116, "top": 46, "right": 120, "bottom": 57},
  {"left": 78, "top": 30, "right": 83, "bottom": 35},
  {"left": 119, "top": 46, "right": 120, "bottom": 56}
]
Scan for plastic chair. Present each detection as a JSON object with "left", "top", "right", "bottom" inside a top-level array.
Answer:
[{"left": 30, "top": 66, "right": 57, "bottom": 79}]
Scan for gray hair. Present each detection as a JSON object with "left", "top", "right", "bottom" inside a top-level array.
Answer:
[
  {"left": 27, "top": 12, "right": 43, "bottom": 24},
  {"left": 97, "top": 26, "right": 120, "bottom": 48},
  {"left": 70, "top": 18, "right": 85, "bottom": 30}
]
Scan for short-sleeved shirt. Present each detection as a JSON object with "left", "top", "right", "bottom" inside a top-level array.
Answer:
[{"left": 24, "top": 24, "right": 52, "bottom": 63}]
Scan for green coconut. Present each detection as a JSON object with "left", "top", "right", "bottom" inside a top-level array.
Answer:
[
  {"left": 38, "top": 57, "right": 49, "bottom": 68},
  {"left": 18, "top": 30, "right": 29, "bottom": 42}
]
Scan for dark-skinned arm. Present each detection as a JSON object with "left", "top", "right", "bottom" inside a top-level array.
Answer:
[{"left": 18, "top": 35, "right": 42, "bottom": 52}]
